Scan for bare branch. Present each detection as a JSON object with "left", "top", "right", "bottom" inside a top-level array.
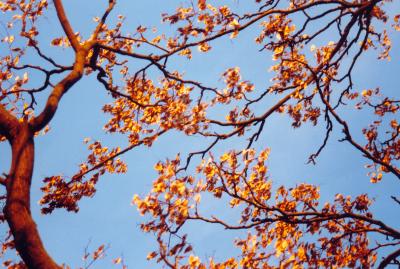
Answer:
[
  {"left": 30, "top": 45, "right": 90, "bottom": 132},
  {"left": 378, "top": 248, "right": 400, "bottom": 269},
  {"left": 391, "top": 196, "right": 400, "bottom": 206}
]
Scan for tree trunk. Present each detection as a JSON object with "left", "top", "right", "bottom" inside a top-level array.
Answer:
[{"left": 4, "top": 123, "right": 60, "bottom": 269}]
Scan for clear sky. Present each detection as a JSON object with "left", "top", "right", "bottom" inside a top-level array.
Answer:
[{"left": 0, "top": 0, "right": 399, "bottom": 268}]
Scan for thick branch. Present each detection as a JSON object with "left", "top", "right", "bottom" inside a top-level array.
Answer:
[
  {"left": 4, "top": 124, "right": 61, "bottom": 269},
  {"left": 0, "top": 104, "right": 19, "bottom": 140},
  {"left": 53, "top": 0, "right": 81, "bottom": 51}
]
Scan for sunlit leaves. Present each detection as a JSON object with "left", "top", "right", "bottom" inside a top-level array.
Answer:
[
  {"left": 134, "top": 149, "right": 379, "bottom": 268},
  {"left": 0, "top": 0, "right": 399, "bottom": 268},
  {"left": 39, "top": 140, "right": 127, "bottom": 214},
  {"left": 102, "top": 74, "right": 207, "bottom": 140}
]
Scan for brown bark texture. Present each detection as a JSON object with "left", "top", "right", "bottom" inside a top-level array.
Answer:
[{"left": 4, "top": 123, "right": 61, "bottom": 269}]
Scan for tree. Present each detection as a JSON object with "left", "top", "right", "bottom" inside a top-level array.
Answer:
[{"left": 0, "top": 0, "right": 399, "bottom": 268}]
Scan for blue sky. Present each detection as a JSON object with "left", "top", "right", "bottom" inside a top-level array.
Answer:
[{"left": 0, "top": 0, "right": 399, "bottom": 268}]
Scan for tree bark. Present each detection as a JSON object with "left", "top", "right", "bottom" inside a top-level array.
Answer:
[
  {"left": 0, "top": 2, "right": 91, "bottom": 267},
  {"left": 4, "top": 123, "right": 60, "bottom": 269}
]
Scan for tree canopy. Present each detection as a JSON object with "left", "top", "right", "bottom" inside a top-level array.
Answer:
[{"left": 0, "top": 0, "right": 399, "bottom": 268}]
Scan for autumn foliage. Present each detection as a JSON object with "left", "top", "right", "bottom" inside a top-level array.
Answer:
[{"left": 0, "top": 0, "right": 399, "bottom": 268}]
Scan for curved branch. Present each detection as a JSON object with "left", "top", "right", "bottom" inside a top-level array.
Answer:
[
  {"left": 157, "top": 0, "right": 365, "bottom": 60},
  {"left": 209, "top": 89, "right": 294, "bottom": 127},
  {"left": 30, "top": 48, "right": 88, "bottom": 132},
  {"left": 378, "top": 248, "right": 400, "bottom": 269},
  {"left": 5, "top": 124, "right": 61, "bottom": 269}
]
